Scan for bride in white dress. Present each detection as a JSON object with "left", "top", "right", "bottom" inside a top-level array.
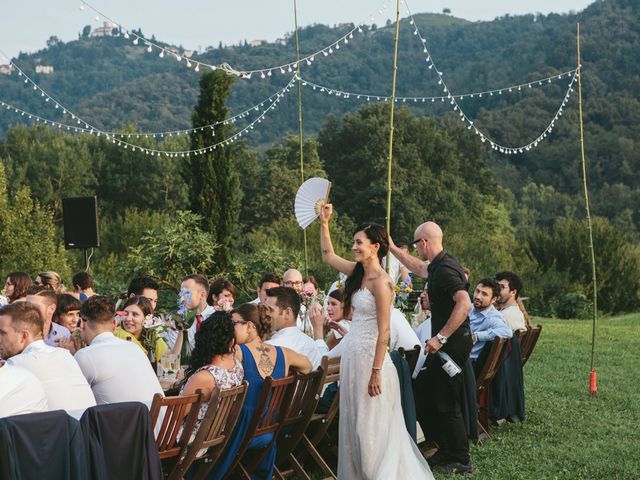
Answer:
[{"left": 320, "top": 204, "right": 433, "bottom": 480}]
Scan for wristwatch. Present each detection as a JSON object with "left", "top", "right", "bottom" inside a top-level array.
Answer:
[{"left": 436, "top": 333, "right": 448, "bottom": 345}]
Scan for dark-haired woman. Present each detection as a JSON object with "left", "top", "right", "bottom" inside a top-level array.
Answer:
[
  {"left": 210, "top": 303, "right": 311, "bottom": 480},
  {"left": 181, "top": 311, "right": 244, "bottom": 436},
  {"left": 319, "top": 288, "right": 350, "bottom": 350},
  {"left": 319, "top": 203, "right": 432, "bottom": 479},
  {"left": 4, "top": 272, "right": 32, "bottom": 304},
  {"left": 115, "top": 296, "right": 171, "bottom": 362}
]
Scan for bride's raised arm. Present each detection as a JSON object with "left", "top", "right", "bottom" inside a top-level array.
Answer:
[{"left": 319, "top": 203, "right": 356, "bottom": 276}]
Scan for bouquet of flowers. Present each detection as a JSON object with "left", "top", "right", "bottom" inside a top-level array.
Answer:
[
  {"left": 174, "top": 287, "right": 196, "bottom": 329},
  {"left": 394, "top": 279, "right": 413, "bottom": 311},
  {"left": 213, "top": 297, "right": 234, "bottom": 312},
  {"left": 141, "top": 313, "right": 174, "bottom": 360},
  {"left": 300, "top": 286, "right": 326, "bottom": 337}
]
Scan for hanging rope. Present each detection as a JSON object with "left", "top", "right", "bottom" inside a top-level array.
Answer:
[
  {"left": 576, "top": 23, "right": 598, "bottom": 397},
  {"left": 293, "top": 0, "right": 309, "bottom": 276},
  {"left": 385, "top": 0, "right": 402, "bottom": 273}
]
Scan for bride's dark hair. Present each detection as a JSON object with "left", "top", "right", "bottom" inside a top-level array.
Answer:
[{"left": 343, "top": 223, "right": 389, "bottom": 316}]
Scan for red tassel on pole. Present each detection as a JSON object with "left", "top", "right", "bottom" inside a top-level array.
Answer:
[{"left": 589, "top": 370, "right": 597, "bottom": 397}]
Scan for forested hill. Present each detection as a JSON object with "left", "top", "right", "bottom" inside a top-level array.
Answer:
[{"left": 0, "top": 0, "right": 639, "bottom": 225}]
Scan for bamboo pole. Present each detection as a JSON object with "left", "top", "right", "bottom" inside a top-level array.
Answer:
[
  {"left": 385, "top": 0, "right": 402, "bottom": 273},
  {"left": 577, "top": 23, "right": 598, "bottom": 396},
  {"left": 294, "top": 0, "right": 308, "bottom": 276}
]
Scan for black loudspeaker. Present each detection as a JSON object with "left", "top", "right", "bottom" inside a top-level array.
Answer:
[{"left": 62, "top": 196, "right": 100, "bottom": 249}]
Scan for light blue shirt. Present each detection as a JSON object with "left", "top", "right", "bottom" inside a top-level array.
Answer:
[{"left": 469, "top": 305, "right": 512, "bottom": 360}]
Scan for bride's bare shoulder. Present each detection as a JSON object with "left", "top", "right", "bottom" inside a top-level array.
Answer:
[{"left": 369, "top": 272, "right": 395, "bottom": 294}]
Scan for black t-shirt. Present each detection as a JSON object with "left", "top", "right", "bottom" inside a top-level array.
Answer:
[{"left": 427, "top": 250, "right": 470, "bottom": 335}]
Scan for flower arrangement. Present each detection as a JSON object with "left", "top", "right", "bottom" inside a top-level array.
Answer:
[
  {"left": 175, "top": 287, "right": 196, "bottom": 329},
  {"left": 394, "top": 279, "right": 413, "bottom": 311},
  {"left": 213, "top": 297, "right": 234, "bottom": 312},
  {"left": 141, "top": 313, "right": 173, "bottom": 360},
  {"left": 300, "top": 286, "right": 326, "bottom": 337}
]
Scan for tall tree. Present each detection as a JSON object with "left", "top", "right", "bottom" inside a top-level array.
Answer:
[{"left": 187, "top": 70, "right": 242, "bottom": 271}]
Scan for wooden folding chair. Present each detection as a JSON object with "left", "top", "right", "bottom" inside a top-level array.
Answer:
[
  {"left": 295, "top": 356, "right": 341, "bottom": 480},
  {"left": 522, "top": 324, "right": 543, "bottom": 367},
  {"left": 225, "top": 375, "right": 297, "bottom": 480},
  {"left": 398, "top": 344, "right": 422, "bottom": 373},
  {"left": 149, "top": 391, "right": 203, "bottom": 467},
  {"left": 514, "top": 328, "right": 527, "bottom": 350},
  {"left": 475, "top": 338, "right": 507, "bottom": 442},
  {"left": 274, "top": 368, "right": 327, "bottom": 480},
  {"left": 170, "top": 382, "right": 248, "bottom": 480},
  {"left": 518, "top": 328, "right": 532, "bottom": 364}
]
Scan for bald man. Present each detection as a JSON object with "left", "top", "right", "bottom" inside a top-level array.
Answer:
[
  {"left": 390, "top": 222, "right": 474, "bottom": 475},
  {"left": 282, "top": 269, "right": 304, "bottom": 293},
  {"left": 282, "top": 268, "right": 308, "bottom": 331}
]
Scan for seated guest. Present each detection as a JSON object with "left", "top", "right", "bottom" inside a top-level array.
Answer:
[
  {"left": 0, "top": 302, "right": 96, "bottom": 411},
  {"left": 0, "top": 359, "right": 49, "bottom": 417},
  {"left": 282, "top": 269, "right": 304, "bottom": 294},
  {"left": 264, "top": 287, "right": 328, "bottom": 369},
  {"left": 208, "top": 277, "right": 236, "bottom": 311},
  {"left": 302, "top": 276, "right": 320, "bottom": 296},
  {"left": 164, "top": 274, "right": 214, "bottom": 350},
  {"left": 4, "top": 272, "right": 32, "bottom": 304},
  {"left": 495, "top": 271, "right": 527, "bottom": 332},
  {"left": 209, "top": 303, "right": 311, "bottom": 480},
  {"left": 323, "top": 289, "right": 350, "bottom": 350},
  {"left": 127, "top": 276, "right": 160, "bottom": 312},
  {"left": 53, "top": 294, "right": 82, "bottom": 334},
  {"left": 469, "top": 278, "right": 513, "bottom": 364},
  {"left": 25, "top": 286, "right": 70, "bottom": 346},
  {"left": 249, "top": 272, "right": 281, "bottom": 304},
  {"left": 35, "top": 271, "right": 66, "bottom": 294},
  {"left": 282, "top": 268, "right": 308, "bottom": 331},
  {"left": 74, "top": 296, "right": 163, "bottom": 404},
  {"left": 180, "top": 311, "right": 244, "bottom": 435},
  {"left": 115, "top": 296, "right": 173, "bottom": 363},
  {"left": 72, "top": 271, "right": 97, "bottom": 302}
]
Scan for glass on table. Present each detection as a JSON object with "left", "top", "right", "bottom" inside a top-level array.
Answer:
[{"left": 159, "top": 353, "right": 180, "bottom": 381}]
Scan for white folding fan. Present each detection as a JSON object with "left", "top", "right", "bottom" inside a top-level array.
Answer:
[{"left": 295, "top": 177, "right": 332, "bottom": 229}]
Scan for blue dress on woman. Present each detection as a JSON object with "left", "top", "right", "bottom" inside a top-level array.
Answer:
[{"left": 209, "top": 343, "right": 286, "bottom": 480}]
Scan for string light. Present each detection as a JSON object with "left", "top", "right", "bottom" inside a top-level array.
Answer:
[
  {"left": 77, "top": 0, "right": 393, "bottom": 79},
  {"left": 298, "top": 69, "right": 577, "bottom": 104},
  {"left": 0, "top": 85, "right": 292, "bottom": 156},
  {"left": 403, "top": 0, "right": 577, "bottom": 154},
  {"left": 0, "top": 60, "right": 297, "bottom": 156},
  {"left": 3, "top": 54, "right": 295, "bottom": 141}
]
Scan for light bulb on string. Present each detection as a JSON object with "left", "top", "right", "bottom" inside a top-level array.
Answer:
[
  {"left": 133, "top": 37, "right": 138, "bottom": 45},
  {"left": 159, "top": 50, "right": 164, "bottom": 58},
  {"left": 147, "top": 45, "right": 152, "bottom": 53}
]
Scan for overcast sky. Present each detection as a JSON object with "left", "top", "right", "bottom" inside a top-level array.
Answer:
[{"left": 1, "top": 0, "right": 595, "bottom": 61}]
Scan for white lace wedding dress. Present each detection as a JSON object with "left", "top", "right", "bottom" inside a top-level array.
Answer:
[{"left": 338, "top": 288, "right": 434, "bottom": 479}]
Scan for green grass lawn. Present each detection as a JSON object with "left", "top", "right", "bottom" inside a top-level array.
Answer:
[{"left": 438, "top": 314, "right": 640, "bottom": 479}]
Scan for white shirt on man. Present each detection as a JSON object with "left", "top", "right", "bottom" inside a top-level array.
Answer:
[
  {"left": 44, "top": 322, "right": 71, "bottom": 347},
  {"left": 7, "top": 340, "right": 96, "bottom": 411},
  {"left": 0, "top": 361, "right": 49, "bottom": 418},
  {"left": 390, "top": 308, "right": 421, "bottom": 351},
  {"left": 327, "top": 309, "right": 421, "bottom": 359},
  {"left": 74, "top": 332, "right": 163, "bottom": 404},
  {"left": 163, "top": 304, "right": 216, "bottom": 350},
  {"left": 412, "top": 317, "right": 432, "bottom": 379},
  {"left": 267, "top": 326, "right": 328, "bottom": 370},
  {"left": 501, "top": 304, "right": 526, "bottom": 332}
]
